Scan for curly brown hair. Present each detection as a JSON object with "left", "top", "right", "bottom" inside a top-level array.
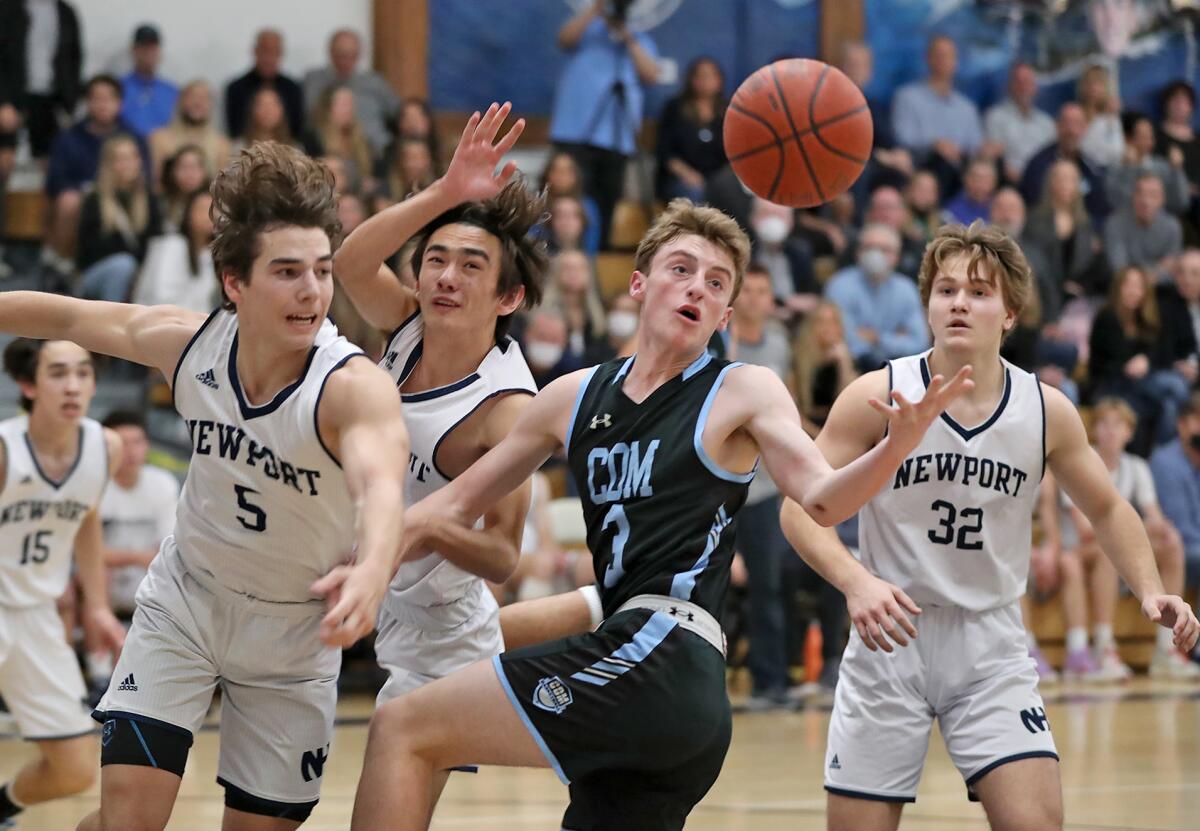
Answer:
[
  {"left": 916, "top": 221, "right": 1032, "bottom": 318},
  {"left": 210, "top": 141, "right": 341, "bottom": 310},
  {"left": 635, "top": 199, "right": 751, "bottom": 302},
  {"left": 408, "top": 178, "right": 548, "bottom": 341}
]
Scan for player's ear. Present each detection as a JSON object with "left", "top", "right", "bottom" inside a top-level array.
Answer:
[
  {"left": 497, "top": 284, "right": 526, "bottom": 316},
  {"left": 716, "top": 305, "right": 734, "bottom": 332},
  {"left": 629, "top": 270, "right": 646, "bottom": 299},
  {"left": 16, "top": 378, "right": 36, "bottom": 405},
  {"left": 222, "top": 270, "right": 245, "bottom": 307}
]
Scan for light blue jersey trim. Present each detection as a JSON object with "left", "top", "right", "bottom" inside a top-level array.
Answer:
[
  {"left": 564, "top": 366, "right": 600, "bottom": 452},
  {"left": 491, "top": 656, "right": 570, "bottom": 784},
  {"left": 670, "top": 506, "right": 732, "bottom": 600},
  {"left": 682, "top": 351, "right": 713, "bottom": 380},
  {"left": 570, "top": 613, "right": 677, "bottom": 687},
  {"left": 694, "top": 362, "right": 757, "bottom": 483},
  {"left": 611, "top": 355, "right": 636, "bottom": 385}
]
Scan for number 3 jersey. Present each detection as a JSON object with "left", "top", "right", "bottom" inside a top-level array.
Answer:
[
  {"left": 172, "top": 310, "right": 364, "bottom": 603},
  {"left": 0, "top": 415, "right": 108, "bottom": 607},
  {"left": 860, "top": 352, "right": 1045, "bottom": 612}
]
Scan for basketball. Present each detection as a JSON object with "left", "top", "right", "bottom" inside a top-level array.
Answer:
[{"left": 723, "top": 58, "right": 873, "bottom": 208}]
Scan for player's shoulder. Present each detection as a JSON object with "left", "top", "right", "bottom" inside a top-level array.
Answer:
[
  {"left": 319, "top": 352, "right": 393, "bottom": 399},
  {"left": 100, "top": 427, "right": 123, "bottom": 472}
]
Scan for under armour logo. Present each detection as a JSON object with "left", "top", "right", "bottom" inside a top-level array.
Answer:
[
  {"left": 195, "top": 368, "right": 220, "bottom": 389},
  {"left": 590, "top": 414, "right": 612, "bottom": 430},
  {"left": 668, "top": 605, "right": 695, "bottom": 622}
]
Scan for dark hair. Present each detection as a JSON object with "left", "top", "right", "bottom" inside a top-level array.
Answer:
[
  {"left": 1181, "top": 391, "right": 1200, "bottom": 420},
  {"left": 408, "top": 179, "right": 548, "bottom": 341},
  {"left": 102, "top": 409, "right": 146, "bottom": 430},
  {"left": 86, "top": 74, "right": 123, "bottom": 99},
  {"left": 681, "top": 57, "right": 727, "bottom": 124},
  {"left": 745, "top": 260, "right": 771, "bottom": 278},
  {"left": 1121, "top": 111, "right": 1152, "bottom": 140},
  {"left": 397, "top": 97, "right": 441, "bottom": 168},
  {"left": 210, "top": 141, "right": 341, "bottom": 310},
  {"left": 3, "top": 339, "right": 44, "bottom": 411},
  {"left": 180, "top": 189, "right": 214, "bottom": 276},
  {"left": 162, "top": 144, "right": 209, "bottom": 203},
  {"left": 1160, "top": 80, "right": 1196, "bottom": 115}
]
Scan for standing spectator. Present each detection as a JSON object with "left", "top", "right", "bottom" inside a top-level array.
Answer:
[
  {"left": 76, "top": 134, "right": 161, "bottom": 302},
  {"left": 550, "top": 0, "right": 661, "bottom": 247},
  {"left": 1157, "top": 249, "right": 1200, "bottom": 389},
  {"left": 1155, "top": 81, "right": 1200, "bottom": 213},
  {"left": 984, "top": 62, "right": 1056, "bottom": 184},
  {"left": 307, "top": 85, "right": 375, "bottom": 193},
  {"left": 224, "top": 29, "right": 304, "bottom": 140},
  {"left": 1150, "top": 393, "right": 1200, "bottom": 616},
  {"left": 793, "top": 301, "right": 858, "bottom": 431},
  {"left": 1077, "top": 63, "right": 1124, "bottom": 170},
  {"left": 824, "top": 223, "right": 930, "bottom": 371},
  {"left": 1025, "top": 159, "right": 1110, "bottom": 310},
  {"left": 655, "top": 56, "right": 726, "bottom": 202},
  {"left": 890, "top": 36, "right": 984, "bottom": 197},
  {"left": 1106, "top": 113, "right": 1188, "bottom": 216},
  {"left": 229, "top": 86, "right": 297, "bottom": 153},
  {"left": 0, "top": 0, "right": 83, "bottom": 159},
  {"left": 748, "top": 197, "right": 817, "bottom": 318},
  {"left": 148, "top": 79, "right": 229, "bottom": 184},
  {"left": 943, "top": 156, "right": 998, "bottom": 226},
  {"left": 120, "top": 25, "right": 178, "bottom": 139},
  {"left": 540, "top": 150, "right": 601, "bottom": 253},
  {"left": 302, "top": 29, "right": 399, "bottom": 157},
  {"left": 542, "top": 250, "right": 607, "bottom": 359},
  {"left": 158, "top": 143, "right": 207, "bottom": 232},
  {"left": 1021, "top": 102, "right": 1110, "bottom": 223},
  {"left": 1104, "top": 172, "right": 1183, "bottom": 281}
]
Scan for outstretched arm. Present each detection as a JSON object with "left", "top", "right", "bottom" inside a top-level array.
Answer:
[{"left": 334, "top": 102, "right": 526, "bottom": 331}]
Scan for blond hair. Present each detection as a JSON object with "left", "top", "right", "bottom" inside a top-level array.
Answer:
[
  {"left": 312, "top": 85, "right": 373, "bottom": 180},
  {"left": 95, "top": 134, "right": 149, "bottom": 241},
  {"left": 917, "top": 221, "right": 1032, "bottom": 317},
  {"left": 1090, "top": 396, "right": 1138, "bottom": 437},
  {"left": 634, "top": 199, "right": 751, "bottom": 301}
]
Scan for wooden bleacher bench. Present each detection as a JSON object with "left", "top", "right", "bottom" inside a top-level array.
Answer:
[{"left": 2, "top": 189, "right": 46, "bottom": 241}]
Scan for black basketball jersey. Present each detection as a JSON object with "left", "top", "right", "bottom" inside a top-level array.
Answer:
[{"left": 565, "top": 352, "right": 754, "bottom": 618}]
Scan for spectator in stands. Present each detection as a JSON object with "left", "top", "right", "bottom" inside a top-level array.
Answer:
[
  {"left": 230, "top": 86, "right": 298, "bottom": 154},
  {"left": 793, "top": 300, "right": 857, "bottom": 432},
  {"left": 703, "top": 164, "right": 753, "bottom": 231},
  {"left": 545, "top": 194, "right": 597, "bottom": 257},
  {"left": 1022, "top": 102, "right": 1109, "bottom": 223},
  {"left": 225, "top": 29, "right": 304, "bottom": 141},
  {"left": 44, "top": 75, "right": 148, "bottom": 274},
  {"left": 1150, "top": 392, "right": 1200, "bottom": 620},
  {"left": 890, "top": 36, "right": 984, "bottom": 197},
  {"left": 655, "top": 56, "right": 726, "bottom": 202},
  {"left": 379, "top": 136, "right": 436, "bottom": 203},
  {"left": 539, "top": 151, "right": 601, "bottom": 253},
  {"left": 943, "top": 156, "right": 998, "bottom": 225},
  {"left": 120, "top": 25, "right": 178, "bottom": 139},
  {"left": 543, "top": 250, "right": 607, "bottom": 359},
  {"left": 395, "top": 97, "right": 441, "bottom": 167},
  {"left": 148, "top": 79, "right": 229, "bottom": 185},
  {"left": 1024, "top": 160, "right": 1109, "bottom": 311},
  {"left": 158, "top": 144, "right": 207, "bottom": 232},
  {"left": 585, "top": 293, "right": 640, "bottom": 365},
  {"left": 0, "top": 0, "right": 82, "bottom": 160},
  {"left": 302, "top": 29, "right": 399, "bottom": 157},
  {"left": 843, "top": 186, "right": 924, "bottom": 278},
  {"left": 1155, "top": 81, "right": 1200, "bottom": 213},
  {"left": 550, "top": 0, "right": 661, "bottom": 247},
  {"left": 904, "top": 169, "right": 942, "bottom": 242},
  {"left": 984, "top": 61, "right": 1056, "bottom": 184},
  {"left": 307, "top": 85, "right": 376, "bottom": 194},
  {"left": 133, "top": 188, "right": 215, "bottom": 312},
  {"left": 1105, "top": 172, "right": 1183, "bottom": 282},
  {"left": 824, "top": 223, "right": 929, "bottom": 371},
  {"left": 1077, "top": 63, "right": 1124, "bottom": 170},
  {"left": 748, "top": 197, "right": 817, "bottom": 319},
  {"left": 522, "top": 309, "right": 582, "bottom": 389},
  {"left": 1158, "top": 249, "right": 1200, "bottom": 389},
  {"left": 1107, "top": 113, "right": 1188, "bottom": 216},
  {"left": 76, "top": 133, "right": 161, "bottom": 302},
  {"left": 839, "top": 41, "right": 912, "bottom": 195}
]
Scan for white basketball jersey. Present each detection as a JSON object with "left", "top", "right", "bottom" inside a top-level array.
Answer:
[
  {"left": 859, "top": 353, "right": 1045, "bottom": 611},
  {"left": 0, "top": 416, "right": 108, "bottom": 607},
  {"left": 172, "top": 310, "right": 364, "bottom": 603},
  {"left": 380, "top": 311, "right": 536, "bottom": 607}
]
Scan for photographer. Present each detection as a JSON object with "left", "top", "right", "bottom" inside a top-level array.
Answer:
[{"left": 550, "top": 0, "right": 661, "bottom": 247}]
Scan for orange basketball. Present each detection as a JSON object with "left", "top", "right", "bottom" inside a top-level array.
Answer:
[{"left": 723, "top": 58, "right": 873, "bottom": 208}]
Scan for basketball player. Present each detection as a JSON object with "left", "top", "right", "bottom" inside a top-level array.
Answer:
[
  {"left": 0, "top": 339, "right": 125, "bottom": 828},
  {"left": 0, "top": 142, "right": 409, "bottom": 831},
  {"left": 779, "top": 222, "right": 1200, "bottom": 831},
  {"left": 350, "top": 198, "right": 972, "bottom": 831}
]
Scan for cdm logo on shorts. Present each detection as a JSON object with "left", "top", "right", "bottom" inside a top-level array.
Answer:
[{"left": 532, "top": 676, "right": 573, "bottom": 714}]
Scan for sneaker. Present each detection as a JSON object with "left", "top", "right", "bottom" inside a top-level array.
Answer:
[
  {"left": 744, "top": 689, "right": 794, "bottom": 712},
  {"left": 1092, "top": 646, "right": 1133, "bottom": 682},
  {"left": 1149, "top": 649, "right": 1200, "bottom": 680},
  {"left": 1030, "top": 646, "right": 1059, "bottom": 683},
  {"left": 1063, "top": 647, "right": 1099, "bottom": 679}
]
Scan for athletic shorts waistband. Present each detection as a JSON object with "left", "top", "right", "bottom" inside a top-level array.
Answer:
[{"left": 613, "top": 595, "right": 726, "bottom": 657}]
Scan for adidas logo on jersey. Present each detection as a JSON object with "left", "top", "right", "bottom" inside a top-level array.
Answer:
[
  {"left": 195, "top": 368, "right": 220, "bottom": 389},
  {"left": 116, "top": 673, "right": 138, "bottom": 692},
  {"left": 589, "top": 413, "right": 612, "bottom": 430},
  {"left": 829, "top": 754, "right": 841, "bottom": 770}
]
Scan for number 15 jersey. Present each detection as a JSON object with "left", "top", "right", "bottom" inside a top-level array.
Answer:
[{"left": 859, "top": 352, "right": 1045, "bottom": 612}]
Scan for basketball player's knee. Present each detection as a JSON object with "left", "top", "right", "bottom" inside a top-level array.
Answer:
[
  {"left": 992, "top": 799, "right": 1062, "bottom": 831},
  {"left": 48, "top": 748, "right": 96, "bottom": 795}
]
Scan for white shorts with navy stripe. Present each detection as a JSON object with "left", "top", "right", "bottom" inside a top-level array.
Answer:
[{"left": 0, "top": 602, "right": 94, "bottom": 740}]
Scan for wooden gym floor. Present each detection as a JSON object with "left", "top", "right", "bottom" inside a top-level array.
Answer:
[{"left": 3, "top": 679, "right": 1197, "bottom": 830}]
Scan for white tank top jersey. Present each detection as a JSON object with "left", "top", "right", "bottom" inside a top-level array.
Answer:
[
  {"left": 380, "top": 311, "right": 536, "bottom": 607},
  {"left": 171, "top": 310, "right": 365, "bottom": 603},
  {"left": 0, "top": 415, "right": 109, "bottom": 608},
  {"left": 859, "top": 352, "right": 1046, "bottom": 612}
]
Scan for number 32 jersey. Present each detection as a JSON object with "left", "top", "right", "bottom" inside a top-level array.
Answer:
[{"left": 860, "top": 352, "right": 1045, "bottom": 612}]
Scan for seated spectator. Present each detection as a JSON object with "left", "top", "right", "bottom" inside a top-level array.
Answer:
[
  {"left": 1150, "top": 392, "right": 1200, "bottom": 618},
  {"left": 1024, "top": 160, "right": 1110, "bottom": 311},
  {"left": 1089, "top": 265, "right": 1191, "bottom": 454},
  {"left": 1077, "top": 63, "right": 1124, "bottom": 170},
  {"left": 159, "top": 144, "right": 208, "bottom": 232},
  {"left": 45, "top": 75, "right": 148, "bottom": 275},
  {"left": 230, "top": 86, "right": 300, "bottom": 154},
  {"left": 904, "top": 169, "right": 942, "bottom": 242},
  {"left": 793, "top": 301, "right": 857, "bottom": 433},
  {"left": 545, "top": 194, "right": 596, "bottom": 257},
  {"left": 302, "top": 29, "right": 399, "bottom": 157},
  {"left": 748, "top": 197, "right": 817, "bottom": 319},
  {"left": 655, "top": 56, "right": 727, "bottom": 202},
  {"left": 1157, "top": 249, "right": 1200, "bottom": 389},
  {"left": 133, "top": 189, "right": 215, "bottom": 312},
  {"left": 1104, "top": 172, "right": 1183, "bottom": 282},
  {"left": 943, "top": 156, "right": 997, "bottom": 226},
  {"left": 1106, "top": 113, "right": 1189, "bottom": 216},
  {"left": 824, "top": 223, "right": 929, "bottom": 371},
  {"left": 1022, "top": 103, "right": 1109, "bottom": 223},
  {"left": 731, "top": 263, "right": 792, "bottom": 382},
  {"left": 585, "top": 293, "right": 640, "bottom": 364},
  {"left": 76, "top": 134, "right": 161, "bottom": 302},
  {"left": 539, "top": 151, "right": 601, "bottom": 253},
  {"left": 984, "top": 62, "right": 1056, "bottom": 184},
  {"left": 1155, "top": 81, "right": 1200, "bottom": 213},
  {"left": 543, "top": 250, "right": 607, "bottom": 358},
  {"left": 839, "top": 41, "right": 913, "bottom": 195},
  {"left": 120, "top": 25, "right": 178, "bottom": 139},
  {"left": 307, "top": 85, "right": 376, "bottom": 194},
  {"left": 378, "top": 136, "right": 436, "bottom": 203},
  {"left": 522, "top": 310, "right": 582, "bottom": 388},
  {"left": 396, "top": 96, "right": 441, "bottom": 166},
  {"left": 841, "top": 186, "right": 924, "bottom": 278},
  {"left": 0, "top": 0, "right": 82, "bottom": 160},
  {"left": 225, "top": 29, "right": 304, "bottom": 140},
  {"left": 148, "top": 79, "right": 229, "bottom": 185}
]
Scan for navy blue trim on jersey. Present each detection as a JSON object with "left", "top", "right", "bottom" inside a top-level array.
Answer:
[
  {"left": 825, "top": 785, "right": 916, "bottom": 804},
  {"left": 565, "top": 366, "right": 601, "bottom": 452},
  {"left": 682, "top": 351, "right": 713, "bottom": 381},
  {"left": 90, "top": 708, "right": 195, "bottom": 738},
  {"left": 670, "top": 505, "right": 733, "bottom": 600},
  {"left": 965, "top": 750, "right": 1059, "bottom": 787},
  {"left": 170, "top": 307, "right": 222, "bottom": 411},
  {"left": 1036, "top": 379, "right": 1047, "bottom": 482},
  {"left": 920, "top": 356, "right": 1012, "bottom": 441},
  {"left": 883, "top": 361, "right": 893, "bottom": 438},
  {"left": 611, "top": 355, "right": 635, "bottom": 385},
  {"left": 23, "top": 727, "right": 94, "bottom": 742},
  {"left": 385, "top": 307, "right": 422, "bottom": 349},
  {"left": 313, "top": 352, "right": 371, "bottom": 469},
  {"left": 227, "top": 334, "right": 319, "bottom": 420},
  {"left": 401, "top": 373, "right": 481, "bottom": 403},
  {"left": 24, "top": 425, "right": 84, "bottom": 490},
  {"left": 396, "top": 342, "right": 423, "bottom": 388},
  {"left": 570, "top": 612, "right": 677, "bottom": 687},
  {"left": 694, "top": 363, "right": 756, "bottom": 483},
  {"left": 492, "top": 655, "right": 570, "bottom": 784},
  {"left": 429, "top": 387, "right": 535, "bottom": 482}
]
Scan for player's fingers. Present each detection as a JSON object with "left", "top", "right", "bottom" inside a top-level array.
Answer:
[
  {"left": 495, "top": 117, "right": 525, "bottom": 156},
  {"left": 865, "top": 618, "right": 892, "bottom": 653},
  {"left": 868, "top": 398, "right": 897, "bottom": 419},
  {"left": 485, "top": 101, "right": 513, "bottom": 143},
  {"left": 876, "top": 611, "right": 908, "bottom": 647},
  {"left": 888, "top": 602, "right": 919, "bottom": 639},
  {"left": 459, "top": 111, "right": 481, "bottom": 145},
  {"left": 474, "top": 102, "right": 499, "bottom": 139},
  {"left": 890, "top": 390, "right": 915, "bottom": 414},
  {"left": 937, "top": 366, "right": 974, "bottom": 402},
  {"left": 495, "top": 161, "right": 519, "bottom": 188},
  {"left": 894, "top": 588, "right": 923, "bottom": 616},
  {"left": 854, "top": 619, "right": 877, "bottom": 652},
  {"left": 311, "top": 565, "right": 351, "bottom": 597}
]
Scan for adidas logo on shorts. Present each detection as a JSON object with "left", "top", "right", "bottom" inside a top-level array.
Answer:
[
  {"left": 116, "top": 673, "right": 138, "bottom": 692},
  {"left": 195, "top": 368, "right": 220, "bottom": 389},
  {"left": 829, "top": 754, "right": 841, "bottom": 770}
]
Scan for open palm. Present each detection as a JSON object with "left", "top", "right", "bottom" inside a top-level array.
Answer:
[{"left": 441, "top": 101, "right": 526, "bottom": 203}]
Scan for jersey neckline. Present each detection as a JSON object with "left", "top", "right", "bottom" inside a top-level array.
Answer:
[
  {"left": 919, "top": 355, "right": 1012, "bottom": 441},
  {"left": 23, "top": 425, "right": 86, "bottom": 490},
  {"left": 227, "top": 333, "right": 319, "bottom": 420}
]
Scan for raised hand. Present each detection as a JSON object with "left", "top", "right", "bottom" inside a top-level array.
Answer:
[
  {"left": 1142, "top": 594, "right": 1200, "bottom": 652},
  {"left": 440, "top": 101, "right": 526, "bottom": 204},
  {"left": 871, "top": 365, "right": 974, "bottom": 457}
]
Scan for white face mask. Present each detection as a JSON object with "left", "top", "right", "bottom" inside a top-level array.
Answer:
[
  {"left": 753, "top": 215, "right": 789, "bottom": 246},
  {"left": 607, "top": 310, "right": 639, "bottom": 340},
  {"left": 859, "top": 247, "right": 891, "bottom": 277},
  {"left": 525, "top": 341, "right": 565, "bottom": 368}
]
